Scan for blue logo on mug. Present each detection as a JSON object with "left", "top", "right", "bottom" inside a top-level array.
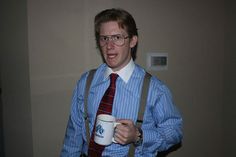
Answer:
[{"left": 95, "top": 124, "right": 104, "bottom": 136}]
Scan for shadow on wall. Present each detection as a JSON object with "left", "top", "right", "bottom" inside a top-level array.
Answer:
[
  {"left": 157, "top": 142, "right": 182, "bottom": 157},
  {"left": 0, "top": 87, "right": 5, "bottom": 157}
]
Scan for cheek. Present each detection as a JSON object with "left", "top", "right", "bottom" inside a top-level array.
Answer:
[{"left": 100, "top": 47, "right": 106, "bottom": 55}]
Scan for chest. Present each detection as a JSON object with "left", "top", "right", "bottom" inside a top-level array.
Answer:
[{"left": 88, "top": 79, "right": 143, "bottom": 122}]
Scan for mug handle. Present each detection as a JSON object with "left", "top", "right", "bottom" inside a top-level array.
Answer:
[{"left": 112, "top": 122, "right": 121, "bottom": 143}]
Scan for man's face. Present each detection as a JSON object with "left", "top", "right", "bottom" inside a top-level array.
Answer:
[{"left": 99, "top": 21, "right": 137, "bottom": 72}]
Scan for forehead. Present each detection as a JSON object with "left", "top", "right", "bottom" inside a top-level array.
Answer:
[{"left": 99, "top": 21, "right": 127, "bottom": 35}]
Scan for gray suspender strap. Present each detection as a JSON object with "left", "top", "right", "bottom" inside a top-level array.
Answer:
[
  {"left": 128, "top": 72, "right": 152, "bottom": 157},
  {"left": 137, "top": 72, "right": 152, "bottom": 125},
  {"left": 84, "top": 69, "right": 96, "bottom": 145},
  {"left": 84, "top": 70, "right": 151, "bottom": 156}
]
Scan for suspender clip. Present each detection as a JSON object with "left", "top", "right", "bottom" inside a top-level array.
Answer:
[{"left": 137, "top": 119, "right": 143, "bottom": 123}]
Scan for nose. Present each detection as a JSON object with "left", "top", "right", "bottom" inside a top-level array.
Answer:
[{"left": 106, "top": 40, "right": 115, "bottom": 49}]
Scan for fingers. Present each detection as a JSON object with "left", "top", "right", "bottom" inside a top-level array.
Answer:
[
  {"left": 116, "top": 119, "right": 134, "bottom": 126},
  {"left": 113, "top": 129, "right": 126, "bottom": 145},
  {"left": 116, "top": 119, "right": 135, "bottom": 134},
  {"left": 114, "top": 119, "right": 137, "bottom": 145},
  {"left": 114, "top": 125, "right": 131, "bottom": 145}
]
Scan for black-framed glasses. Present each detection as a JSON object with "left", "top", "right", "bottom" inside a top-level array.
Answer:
[{"left": 99, "top": 34, "right": 129, "bottom": 47}]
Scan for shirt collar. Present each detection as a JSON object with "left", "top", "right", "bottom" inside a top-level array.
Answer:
[{"left": 104, "top": 59, "right": 135, "bottom": 83}]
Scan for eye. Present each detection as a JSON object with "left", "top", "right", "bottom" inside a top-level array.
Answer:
[
  {"left": 112, "top": 35, "right": 122, "bottom": 41},
  {"left": 100, "top": 36, "right": 109, "bottom": 41}
]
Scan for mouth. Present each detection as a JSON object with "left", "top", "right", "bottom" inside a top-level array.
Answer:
[{"left": 107, "top": 54, "right": 117, "bottom": 60}]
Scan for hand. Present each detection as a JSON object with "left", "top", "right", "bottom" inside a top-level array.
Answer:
[{"left": 114, "top": 119, "right": 139, "bottom": 145}]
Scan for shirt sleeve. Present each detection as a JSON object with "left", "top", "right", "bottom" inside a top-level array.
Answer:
[
  {"left": 137, "top": 77, "right": 183, "bottom": 155},
  {"left": 60, "top": 73, "right": 88, "bottom": 157}
]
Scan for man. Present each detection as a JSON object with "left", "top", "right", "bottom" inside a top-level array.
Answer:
[{"left": 61, "top": 8, "right": 183, "bottom": 156}]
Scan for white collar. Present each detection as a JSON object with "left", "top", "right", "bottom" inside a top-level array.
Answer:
[{"left": 104, "top": 59, "right": 135, "bottom": 83}]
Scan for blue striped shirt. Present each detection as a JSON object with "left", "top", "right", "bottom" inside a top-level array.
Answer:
[{"left": 60, "top": 63, "right": 183, "bottom": 157}]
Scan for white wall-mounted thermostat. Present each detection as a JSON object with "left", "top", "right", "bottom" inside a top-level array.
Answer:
[{"left": 146, "top": 52, "right": 168, "bottom": 71}]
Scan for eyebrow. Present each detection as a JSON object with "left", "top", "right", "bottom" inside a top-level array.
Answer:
[{"left": 99, "top": 34, "right": 123, "bottom": 36}]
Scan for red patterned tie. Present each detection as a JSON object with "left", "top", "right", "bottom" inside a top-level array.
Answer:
[{"left": 88, "top": 73, "right": 119, "bottom": 157}]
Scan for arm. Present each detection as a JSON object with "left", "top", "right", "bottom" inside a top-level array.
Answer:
[
  {"left": 60, "top": 74, "right": 88, "bottom": 157},
  {"left": 140, "top": 80, "right": 183, "bottom": 154},
  {"left": 114, "top": 78, "right": 182, "bottom": 156}
]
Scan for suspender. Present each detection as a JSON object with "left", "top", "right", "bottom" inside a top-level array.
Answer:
[
  {"left": 84, "top": 69, "right": 151, "bottom": 156},
  {"left": 84, "top": 69, "right": 96, "bottom": 145},
  {"left": 128, "top": 72, "right": 151, "bottom": 156}
]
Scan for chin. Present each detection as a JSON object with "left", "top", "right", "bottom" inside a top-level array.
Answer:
[{"left": 106, "top": 60, "right": 117, "bottom": 67}]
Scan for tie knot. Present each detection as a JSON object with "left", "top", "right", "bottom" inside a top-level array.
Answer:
[{"left": 110, "top": 73, "right": 118, "bottom": 85}]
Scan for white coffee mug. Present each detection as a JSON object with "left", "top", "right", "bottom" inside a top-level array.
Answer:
[{"left": 94, "top": 114, "right": 119, "bottom": 146}]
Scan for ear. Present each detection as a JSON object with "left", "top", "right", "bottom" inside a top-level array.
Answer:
[{"left": 129, "top": 35, "right": 138, "bottom": 48}]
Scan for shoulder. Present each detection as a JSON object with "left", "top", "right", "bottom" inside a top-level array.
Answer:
[
  {"left": 133, "top": 64, "right": 171, "bottom": 95},
  {"left": 133, "top": 64, "right": 146, "bottom": 79},
  {"left": 76, "top": 64, "right": 106, "bottom": 86},
  {"left": 149, "top": 75, "right": 173, "bottom": 100},
  {"left": 133, "top": 62, "right": 173, "bottom": 98},
  {"left": 133, "top": 64, "right": 164, "bottom": 88}
]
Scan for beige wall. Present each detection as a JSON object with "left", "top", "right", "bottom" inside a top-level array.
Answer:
[{"left": 1, "top": 0, "right": 235, "bottom": 157}]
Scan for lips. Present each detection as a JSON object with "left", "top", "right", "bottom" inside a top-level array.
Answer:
[{"left": 107, "top": 53, "right": 117, "bottom": 59}]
